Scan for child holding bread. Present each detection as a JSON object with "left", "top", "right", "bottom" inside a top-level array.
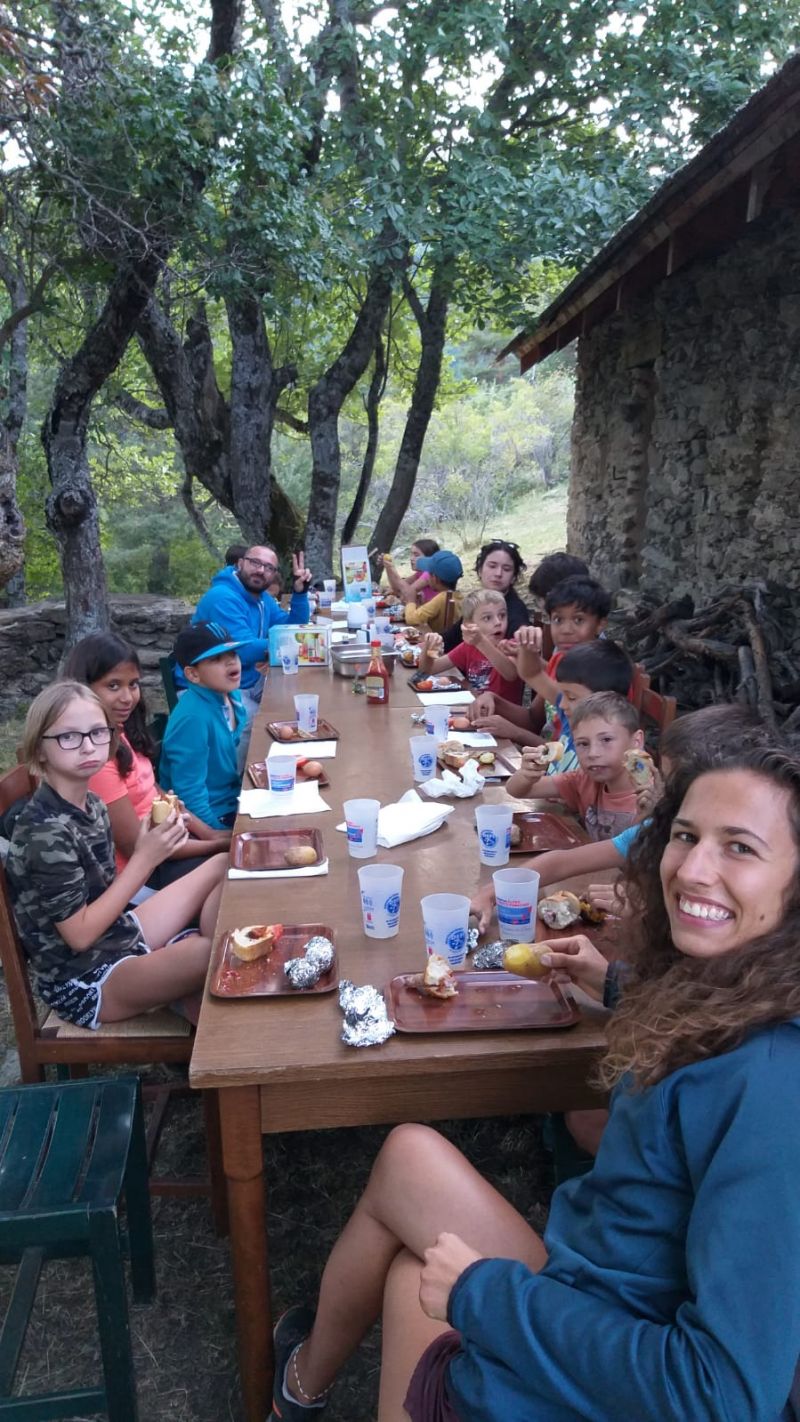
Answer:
[
  {"left": 418, "top": 589, "right": 523, "bottom": 701},
  {"left": 159, "top": 622, "right": 248, "bottom": 830},
  {"left": 507, "top": 691, "right": 642, "bottom": 840},
  {"left": 5, "top": 682, "right": 227, "bottom": 1029}
]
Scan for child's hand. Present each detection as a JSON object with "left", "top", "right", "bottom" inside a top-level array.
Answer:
[
  {"left": 469, "top": 882, "right": 496, "bottom": 935},
  {"left": 634, "top": 765, "right": 664, "bottom": 819},
  {"left": 422, "top": 632, "right": 444, "bottom": 657},
  {"left": 473, "top": 713, "right": 519, "bottom": 739},
  {"left": 419, "top": 1233, "right": 483, "bottom": 1322},
  {"left": 519, "top": 746, "right": 549, "bottom": 781},
  {"left": 536, "top": 935, "right": 609, "bottom": 1001},
  {"left": 461, "top": 621, "right": 482, "bottom": 647},
  {"left": 587, "top": 881, "right": 629, "bottom": 918},
  {"left": 511, "top": 625, "right": 544, "bottom": 679},
  {"left": 469, "top": 691, "right": 495, "bottom": 723},
  {"left": 134, "top": 812, "right": 188, "bottom": 871}
]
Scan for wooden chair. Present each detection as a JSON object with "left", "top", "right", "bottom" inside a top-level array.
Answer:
[
  {"left": 442, "top": 591, "right": 457, "bottom": 631},
  {"left": 640, "top": 683, "right": 678, "bottom": 733},
  {"left": 0, "top": 767, "right": 225, "bottom": 1228},
  {"left": 0, "top": 1075, "right": 154, "bottom": 1421},
  {"left": 629, "top": 663, "right": 650, "bottom": 713}
]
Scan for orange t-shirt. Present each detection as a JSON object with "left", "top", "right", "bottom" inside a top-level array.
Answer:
[
  {"left": 89, "top": 735, "right": 157, "bottom": 871},
  {"left": 545, "top": 769, "right": 637, "bottom": 842}
]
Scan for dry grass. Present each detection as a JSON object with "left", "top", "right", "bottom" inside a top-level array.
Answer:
[{"left": 0, "top": 983, "right": 555, "bottom": 1420}]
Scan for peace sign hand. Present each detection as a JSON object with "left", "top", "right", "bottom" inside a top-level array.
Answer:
[{"left": 292, "top": 552, "right": 312, "bottom": 592}]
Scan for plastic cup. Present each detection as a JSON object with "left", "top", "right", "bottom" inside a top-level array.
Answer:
[
  {"left": 343, "top": 798, "right": 380, "bottom": 859},
  {"left": 267, "top": 756, "right": 297, "bottom": 795},
  {"left": 347, "top": 602, "right": 367, "bottom": 632},
  {"left": 425, "top": 704, "right": 451, "bottom": 740},
  {"left": 492, "top": 868, "right": 541, "bottom": 943},
  {"left": 319, "top": 589, "right": 334, "bottom": 609},
  {"left": 420, "top": 893, "right": 471, "bottom": 967},
  {"left": 474, "top": 804, "right": 513, "bottom": 867},
  {"left": 324, "top": 579, "right": 337, "bottom": 595},
  {"left": 409, "top": 735, "right": 437, "bottom": 783},
  {"left": 363, "top": 597, "right": 377, "bottom": 618},
  {"left": 375, "top": 617, "right": 392, "bottom": 635},
  {"left": 358, "top": 864, "right": 404, "bottom": 939},
  {"left": 294, "top": 693, "right": 319, "bottom": 735},
  {"left": 279, "top": 638, "right": 299, "bottom": 675}
]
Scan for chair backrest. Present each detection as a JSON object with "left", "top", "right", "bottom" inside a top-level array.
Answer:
[
  {"left": 0, "top": 763, "right": 34, "bottom": 821},
  {"left": 159, "top": 655, "right": 179, "bottom": 711},
  {"left": 640, "top": 684, "right": 678, "bottom": 734},
  {"left": 0, "top": 767, "right": 47, "bottom": 1081},
  {"left": 442, "top": 592, "right": 456, "bottom": 632},
  {"left": 629, "top": 663, "right": 650, "bottom": 713}
]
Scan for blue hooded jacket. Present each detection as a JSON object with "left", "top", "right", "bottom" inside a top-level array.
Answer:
[
  {"left": 191, "top": 567, "right": 310, "bottom": 689},
  {"left": 158, "top": 682, "right": 247, "bottom": 829},
  {"left": 445, "top": 1019, "right": 800, "bottom": 1422}
]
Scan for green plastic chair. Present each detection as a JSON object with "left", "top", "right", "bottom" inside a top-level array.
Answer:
[
  {"left": 0, "top": 1075, "right": 154, "bottom": 1421},
  {"left": 158, "top": 655, "right": 179, "bottom": 711}
]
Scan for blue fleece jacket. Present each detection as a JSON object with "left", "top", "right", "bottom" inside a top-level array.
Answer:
[
  {"left": 192, "top": 567, "right": 310, "bottom": 689},
  {"left": 446, "top": 1019, "right": 800, "bottom": 1422},
  {"left": 158, "top": 683, "right": 247, "bottom": 829}
]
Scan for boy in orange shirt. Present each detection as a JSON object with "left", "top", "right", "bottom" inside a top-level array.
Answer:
[{"left": 507, "top": 691, "right": 642, "bottom": 841}]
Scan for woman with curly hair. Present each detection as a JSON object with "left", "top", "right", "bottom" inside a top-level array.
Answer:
[
  {"left": 270, "top": 744, "right": 800, "bottom": 1422},
  {"left": 442, "top": 539, "right": 530, "bottom": 654}
]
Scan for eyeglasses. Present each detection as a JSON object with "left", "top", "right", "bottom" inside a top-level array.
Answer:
[
  {"left": 243, "top": 556, "right": 279, "bottom": 574},
  {"left": 42, "top": 726, "right": 113, "bottom": 751}
]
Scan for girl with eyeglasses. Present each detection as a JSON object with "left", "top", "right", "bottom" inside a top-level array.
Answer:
[
  {"left": 5, "top": 682, "right": 228, "bottom": 1030},
  {"left": 442, "top": 540, "right": 530, "bottom": 655}
]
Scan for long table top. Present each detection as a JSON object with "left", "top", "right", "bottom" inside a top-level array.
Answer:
[{"left": 189, "top": 666, "right": 609, "bottom": 1121}]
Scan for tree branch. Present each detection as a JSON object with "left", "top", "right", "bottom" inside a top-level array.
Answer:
[
  {"left": 275, "top": 407, "right": 309, "bottom": 435},
  {"left": 113, "top": 388, "right": 171, "bottom": 430}
]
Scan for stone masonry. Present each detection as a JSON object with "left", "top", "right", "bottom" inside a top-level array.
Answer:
[
  {"left": 568, "top": 203, "right": 800, "bottom": 599},
  {"left": 0, "top": 595, "right": 193, "bottom": 718}
]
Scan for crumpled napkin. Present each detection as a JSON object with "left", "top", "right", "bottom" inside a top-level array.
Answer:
[
  {"left": 336, "top": 790, "right": 453, "bottom": 847},
  {"left": 423, "top": 760, "right": 486, "bottom": 799}
]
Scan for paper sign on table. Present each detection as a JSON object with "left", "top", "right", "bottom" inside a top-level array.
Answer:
[
  {"left": 238, "top": 784, "right": 331, "bottom": 818},
  {"left": 266, "top": 740, "right": 338, "bottom": 760},
  {"left": 415, "top": 690, "right": 475, "bottom": 706},
  {"left": 228, "top": 859, "right": 330, "bottom": 881}
]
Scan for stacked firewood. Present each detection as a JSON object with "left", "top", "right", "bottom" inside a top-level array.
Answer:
[{"left": 607, "top": 582, "right": 800, "bottom": 733}]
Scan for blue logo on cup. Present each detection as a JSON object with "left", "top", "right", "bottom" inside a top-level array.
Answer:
[
  {"left": 479, "top": 829, "right": 497, "bottom": 850},
  {"left": 384, "top": 893, "right": 401, "bottom": 917},
  {"left": 505, "top": 827, "right": 512, "bottom": 848},
  {"left": 419, "top": 752, "right": 434, "bottom": 772},
  {"left": 347, "top": 823, "right": 364, "bottom": 844},
  {"left": 447, "top": 927, "right": 466, "bottom": 953}
]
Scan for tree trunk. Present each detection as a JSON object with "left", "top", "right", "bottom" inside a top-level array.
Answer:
[
  {"left": 226, "top": 291, "right": 296, "bottom": 542},
  {"left": 305, "top": 266, "right": 393, "bottom": 576},
  {"left": 0, "top": 259, "right": 29, "bottom": 591},
  {"left": 369, "top": 262, "right": 452, "bottom": 563},
  {"left": 42, "top": 256, "right": 162, "bottom": 643},
  {"left": 341, "top": 330, "right": 386, "bottom": 545}
]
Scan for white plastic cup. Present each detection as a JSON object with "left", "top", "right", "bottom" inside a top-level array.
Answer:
[
  {"left": 324, "top": 578, "right": 337, "bottom": 595},
  {"left": 420, "top": 893, "right": 471, "bottom": 967},
  {"left": 267, "top": 756, "right": 297, "bottom": 795},
  {"left": 280, "top": 638, "right": 299, "bottom": 675},
  {"left": 347, "top": 602, "right": 368, "bottom": 632},
  {"left": 343, "top": 798, "right": 380, "bottom": 859},
  {"left": 409, "top": 735, "right": 437, "bottom": 782},
  {"left": 474, "top": 804, "right": 513, "bottom": 867},
  {"left": 358, "top": 864, "right": 404, "bottom": 939},
  {"left": 425, "top": 704, "right": 451, "bottom": 740},
  {"left": 492, "top": 868, "right": 541, "bottom": 943},
  {"left": 363, "top": 597, "right": 377, "bottom": 618},
  {"left": 319, "top": 588, "right": 334, "bottom": 609},
  {"left": 294, "top": 693, "right": 319, "bottom": 735},
  {"left": 375, "top": 616, "right": 392, "bottom": 635}
]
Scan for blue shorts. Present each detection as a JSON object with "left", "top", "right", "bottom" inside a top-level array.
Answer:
[{"left": 37, "top": 943, "right": 150, "bottom": 1030}]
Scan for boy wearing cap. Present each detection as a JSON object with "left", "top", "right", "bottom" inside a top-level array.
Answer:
[
  {"left": 402, "top": 551, "right": 463, "bottom": 635},
  {"left": 159, "top": 623, "right": 248, "bottom": 831}
]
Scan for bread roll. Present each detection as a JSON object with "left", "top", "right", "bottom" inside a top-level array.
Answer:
[
  {"left": 230, "top": 924, "right": 283, "bottom": 963},
  {"left": 410, "top": 953, "right": 458, "bottom": 1000},
  {"left": 284, "top": 845, "right": 319, "bottom": 867},
  {"left": 623, "top": 748, "right": 655, "bottom": 788},
  {"left": 151, "top": 791, "right": 179, "bottom": 825},
  {"left": 537, "top": 890, "right": 582, "bottom": 930}
]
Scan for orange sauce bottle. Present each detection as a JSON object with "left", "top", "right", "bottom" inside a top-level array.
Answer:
[{"left": 365, "top": 639, "right": 390, "bottom": 705}]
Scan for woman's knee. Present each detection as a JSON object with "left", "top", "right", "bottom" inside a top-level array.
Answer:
[{"left": 368, "top": 1125, "right": 451, "bottom": 1201}]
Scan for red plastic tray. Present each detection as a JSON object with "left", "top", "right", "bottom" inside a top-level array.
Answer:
[
  {"left": 211, "top": 924, "right": 337, "bottom": 997},
  {"left": 386, "top": 972, "right": 579, "bottom": 1033}
]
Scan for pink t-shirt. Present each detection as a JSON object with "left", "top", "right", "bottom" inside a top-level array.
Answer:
[
  {"left": 545, "top": 768, "right": 637, "bottom": 842},
  {"left": 416, "top": 571, "right": 436, "bottom": 604},
  {"left": 447, "top": 642, "right": 524, "bottom": 704},
  {"left": 89, "top": 735, "right": 157, "bottom": 871}
]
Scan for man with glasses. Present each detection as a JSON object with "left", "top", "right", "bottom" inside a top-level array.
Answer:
[{"left": 191, "top": 544, "right": 312, "bottom": 722}]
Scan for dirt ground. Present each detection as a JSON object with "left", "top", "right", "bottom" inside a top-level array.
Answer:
[{"left": 0, "top": 976, "right": 556, "bottom": 1421}]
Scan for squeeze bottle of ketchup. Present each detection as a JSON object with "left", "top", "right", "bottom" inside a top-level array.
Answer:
[{"left": 365, "top": 640, "right": 390, "bottom": 706}]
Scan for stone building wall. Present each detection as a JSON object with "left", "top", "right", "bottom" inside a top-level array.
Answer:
[
  {"left": 0, "top": 595, "right": 193, "bottom": 719},
  {"left": 568, "top": 203, "right": 800, "bottom": 599}
]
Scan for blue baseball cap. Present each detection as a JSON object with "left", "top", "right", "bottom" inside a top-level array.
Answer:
[
  {"left": 414, "top": 550, "right": 463, "bottom": 585},
  {"left": 174, "top": 621, "right": 246, "bottom": 668}
]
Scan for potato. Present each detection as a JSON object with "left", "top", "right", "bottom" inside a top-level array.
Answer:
[
  {"left": 503, "top": 943, "right": 551, "bottom": 980},
  {"left": 284, "top": 845, "right": 318, "bottom": 867},
  {"left": 300, "top": 760, "right": 323, "bottom": 780},
  {"left": 450, "top": 715, "right": 471, "bottom": 731},
  {"left": 278, "top": 724, "right": 296, "bottom": 742}
]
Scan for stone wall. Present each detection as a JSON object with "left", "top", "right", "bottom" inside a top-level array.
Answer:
[
  {"left": 568, "top": 203, "right": 800, "bottom": 599},
  {"left": 0, "top": 595, "right": 193, "bottom": 719}
]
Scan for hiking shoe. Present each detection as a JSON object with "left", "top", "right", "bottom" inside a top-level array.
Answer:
[{"left": 268, "top": 1305, "right": 327, "bottom": 1420}]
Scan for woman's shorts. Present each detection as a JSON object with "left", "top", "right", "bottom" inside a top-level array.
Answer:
[
  {"left": 38, "top": 941, "right": 150, "bottom": 1030},
  {"left": 404, "top": 1331, "right": 462, "bottom": 1422}
]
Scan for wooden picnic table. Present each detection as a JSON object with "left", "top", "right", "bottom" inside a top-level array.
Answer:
[{"left": 189, "top": 665, "right": 612, "bottom": 1422}]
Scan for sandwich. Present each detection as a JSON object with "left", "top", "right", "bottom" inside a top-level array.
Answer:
[
  {"left": 230, "top": 924, "right": 284, "bottom": 963},
  {"left": 410, "top": 953, "right": 458, "bottom": 1000},
  {"left": 624, "top": 748, "right": 656, "bottom": 789},
  {"left": 538, "top": 890, "right": 583, "bottom": 930},
  {"left": 530, "top": 740, "right": 565, "bottom": 767},
  {"left": 438, "top": 740, "right": 472, "bottom": 770},
  {"left": 151, "top": 791, "right": 180, "bottom": 825}
]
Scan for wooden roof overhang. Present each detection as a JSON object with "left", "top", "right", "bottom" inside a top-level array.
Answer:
[{"left": 501, "top": 54, "right": 800, "bottom": 373}]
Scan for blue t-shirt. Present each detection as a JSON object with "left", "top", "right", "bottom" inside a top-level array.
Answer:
[{"left": 611, "top": 823, "right": 642, "bottom": 857}]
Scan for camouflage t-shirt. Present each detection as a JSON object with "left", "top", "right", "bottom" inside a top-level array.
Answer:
[{"left": 6, "top": 783, "right": 143, "bottom": 987}]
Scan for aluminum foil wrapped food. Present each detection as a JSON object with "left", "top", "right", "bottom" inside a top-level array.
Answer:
[
  {"left": 284, "top": 956, "right": 323, "bottom": 990},
  {"left": 304, "top": 936, "right": 335, "bottom": 973},
  {"left": 338, "top": 979, "right": 395, "bottom": 1047},
  {"left": 467, "top": 925, "right": 480, "bottom": 953},
  {"left": 473, "top": 941, "right": 506, "bottom": 970}
]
